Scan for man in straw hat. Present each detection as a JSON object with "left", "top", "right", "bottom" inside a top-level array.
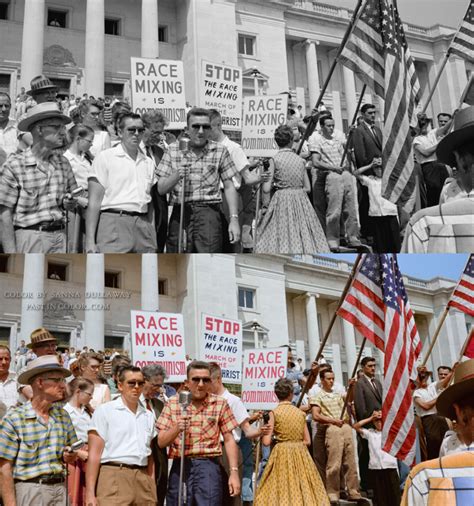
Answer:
[
  {"left": 0, "top": 102, "right": 80, "bottom": 253},
  {"left": 402, "top": 106, "right": 474, "bottom": 253},
  {"left": 401, "top": 360, "right": 474, "bottom": 505},
  {"left": 26, "top": 75, "right": 58, "bottom": 105},
  {"left": 0, "top": 355, "right": 79, "bottom": 506}
]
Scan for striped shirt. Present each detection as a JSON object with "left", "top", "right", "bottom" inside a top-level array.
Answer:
[
  {"left": 0, "top": 401, "right": 78, "bottom": 480},
  {"left": 156, "top": 393, "right": 238, "bottom": 459},
  {"left": 309, "top": 132, "right": 345, "bottom": 167},
  {"left": 0, "top": 148, "right": 78, "bottom": 228},
  {"left": 156, "top": 140, "right": 238, "bottom": 205},
  {"left": 310, "top": 389, "right": 347, "bottom": 422}
]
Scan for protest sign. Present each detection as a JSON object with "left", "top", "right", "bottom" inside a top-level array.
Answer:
[
  {"left": 241, "top": 94, "right": 288, "bottom": 157},
  {"left": 241, "top": 347, "right": 288, "bottom": 410},
  {"left": 200, "top": 61, "right": 242, "bottom": 131},
  {"left": 130, "top": 57, "right": 186, "bottom": 129},
  {"left": 130, "top": 310, "right": 186, "bottom": 381},
  {"left": 199, "top": 314, "right": 242, "bottom": 384}
]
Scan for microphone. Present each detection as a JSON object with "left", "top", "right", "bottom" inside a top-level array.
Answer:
[
  {"left": 178, "top": 137, "right": 190, "bottom": 154},
  {"left": 178, "top": 390, "right": 192, "bottom": 413}
]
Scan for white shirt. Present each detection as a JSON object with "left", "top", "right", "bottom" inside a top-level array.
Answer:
[
  {"left": 64, "top": 402, "right": 92, "bottom": 442},
  {"left": 359, "top": 175, "right": 398, "bottom": 217},
  {"left": 89, "top": 396, "right": 156, "bottom": 466},
  {"left": 439, "top": 431, "right": 474, "bottom": 457},
  {"left": 0, "top": 120, "right": 18, "bottom": 156},
  {"left": 0, "top": 373, "right": 18, "bottom": 418},
  {"left": 90, "top": 130, "right": 111, "bottom": 158},
  {"left": 90, "top": 144, "right": 157, "bottom": 213},
  {"left": 220, "top": 388, "right": 249, "bottom": 443},
  {"left": 413, "top": 130, "right": 438, "bottom": 164},
  {"left": 64, "top": 149, "right": 93, "bottom": 190},
  {"left": 360, "top": 428, "right": 399, "bottom": 469},
  {"left": 413, "top": 385, "right": 438, "bottom": 417},
  {"left": 90, "top": 383, "right": 110, "bottom": 410},
  {"left": 220, "top": 136, "right": 249, "bottom": 190}
]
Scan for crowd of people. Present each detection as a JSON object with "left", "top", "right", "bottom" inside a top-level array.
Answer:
[
  {"left": 0, "top": 329, "right": 472, "bottom": 505},
  {"left": 1, "top": 75, "right": 472, "bottom": 255}
]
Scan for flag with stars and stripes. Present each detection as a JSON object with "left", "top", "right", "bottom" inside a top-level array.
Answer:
[
  {"left": 337, "top": 254, "right": 421, "bottom": 464},
  {"left": 449, "top": 0, "right": 474, "bottom": 62},
  {"left": 339, "top": 0, "right": 421, "bottom": 212},
  {"left": 448, "top": 254, "right": 474, "bottom": 316}
]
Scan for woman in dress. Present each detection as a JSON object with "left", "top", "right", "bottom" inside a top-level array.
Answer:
[
  {"left": 78, "top": 352, "right": 111, "bottom": 409},
  {"left": 255, "top": 378, "right": 330, "bottom": 506},
  {"left": 255, "top": 124, "right": 329, "bottom": 254}
]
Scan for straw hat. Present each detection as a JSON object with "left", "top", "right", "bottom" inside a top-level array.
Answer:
[
  {"left": 18, "top": 102, "right": 71, "bottom": 132},
  {"left": 27, "top": 327, "right": 57, "bottom": 349},
  {"left": 26, "top": 75, "right": 58, "bottom": 97},
  {"left": 436, "top": 106, "right": 474, "bottom": 167},
  {"left": 18, "top": 355, "right": 71, "bottom": 385},
  {"left": 436, "top": 359, "right": 474, "bottom": 420}
]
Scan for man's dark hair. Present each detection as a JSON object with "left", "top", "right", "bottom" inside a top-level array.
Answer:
[
  {"left": 320, "top": 363, "right": 332, "bottom": 372},
  {"left": 208, "top": 361, "right": 222, "bottom": 379},
  {"left": 208, "top": 109, "right": 221, "bottom": 122},
  {"left": 361, "top": 104, "right": 375, "bottom": 114},
  {"left": 0, "top": 92, "right": 11, "bottom": 105},
  {"left": 437, "top": 365, "right": 452, "bottom": 373},
  {"left": 186, "top": 107, "right": 210, "bottom": 125},
  {"left": 437, "top": 112, "right": 452, "bottom": 121},
  {"left": 142, "top": 364, "right": 167, "bottom": 381},
  {"left": 186, "top": 360, "right": 211, "bottom": 378},
  {"left": 117, "top": 365, "right": 142, "bottom": 383},
  {"left": 361, "top": 356, "right": 376, "bottom": 367},
  {"left": 118, "top": 112, "right": 142, "bottom": 131},
  {"left": 274, "top": 378, "right": 293, "bottom": 400},
  {"left": 319, "top": 114, "right": 334, "bottom": 128},
  {"left": 319, "top": 368, "right": 334, "bottom": 381},
  {"left": 111, "top": 355, "right": 131, "bottom": 377}
]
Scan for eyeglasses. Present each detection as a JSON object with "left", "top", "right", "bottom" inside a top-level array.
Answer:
[
  {"left": 190, "top": 124, "right": 211, "bottom": 131},
  {"left": 126, "top": 127, "right": 145, "bottom": 134},
  {"left": 88, "top": 364, "right": 101, "bottom": 370},
  {"left": 82, "top": 138, "right": 94, "bottom": 144},
  {"left": 126, "top": 380, "right": 145, "bottom": 387},
  {"left": 43, "top": 377, "right": 66, "bottom": 384},
  {"left": 82, "top": 391, "right": 94, "bottom": 396},
  {"left": 190, "top": 377, "right": 212, "bottom": 384}
]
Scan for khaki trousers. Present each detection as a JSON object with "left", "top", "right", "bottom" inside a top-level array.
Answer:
[{"left": 15, "top": 481, "right": 66, "bottom": 506}]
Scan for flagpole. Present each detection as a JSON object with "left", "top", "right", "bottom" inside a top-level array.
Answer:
[
  {"left": 340, "top": 84, "right": 367, "bottom": 169},
  {"left": 296, "top": 253, "right": 363, "bottom": 408},
  {"left": 296, "top": 0, "right": 367, "bottom": 154},
  {"left": 339, "top": 336, "right": 367, "bottom": 420}
]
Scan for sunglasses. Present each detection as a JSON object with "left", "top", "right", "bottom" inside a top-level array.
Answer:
[
  {"left": 190, "top": 377, "right": 212, "bottom": 384},
  {"left": 190, "top": 124, "right": 211, "bottom": 131},
  {"left": 126, "top": 127, "right": 145, "bottom": 134},
  {"left": 126, "top": 380, "right": 145, "bottom": 387}
]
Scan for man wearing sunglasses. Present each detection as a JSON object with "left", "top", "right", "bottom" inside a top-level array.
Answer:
[
  {"left": 157, "top": 360, "right": 241, "bottom": 504},
  {"left": 86, "top": 365, "right": 157, "bottom": 506},
  {"left": 157, "top": 107, "right": 241, "bottom": 252},
  {"left": 86, "top": 112, "right": 157, "bottom": 253}
]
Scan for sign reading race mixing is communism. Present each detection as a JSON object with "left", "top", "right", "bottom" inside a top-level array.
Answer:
[
  {"left": 200, "top": 60, "right": 242, "bottom": 131},
  {"left": 241, "top": 347, "right": 288, "bottom": 410},
  {"left": 131, "top": 57, "right": 187, "bottom": 129},
  {"left": 241, "top": 94, "right": 288, "bottom": 157},
  {"left": 199, "top": 314, "right": 243, "bottom": 384},
  {"left": 130, "top": 310, "right": 187, "bottom": 382}
]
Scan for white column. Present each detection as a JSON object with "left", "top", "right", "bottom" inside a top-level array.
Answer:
[
  {"left": 342, "top": 319, "right": 358, "bottom": 378},
  {"left": 85, "top": 254, "right": 105, "bottom": 351},
  {"left": 141, "top": 254, "right": 159, "bottom": 311},
  {"left": 20, "top": 0, "right": 45, "bottom": 89},
  {"left": 85, "top": 0, "right": 105, "bottom": 98},
  {"left": 304, "top": 293, "right": 320, "bottom": 362},
  {"left": 20, "top": 254, "right": 45, "bottom": 342},
  {"left": 331, "top": 343, "right": 343, "bottom": 385},
  {"left": 141, "top": 0, "right": 159, "bottom": 58},
  {"left": 342, "top": 66, "right": 357, "bottom": 123},
  {"left": 304, "top": 40, "right": 320, "bottom": 109},
  {"left": 331, "top": 90, "right": 343, "bottom": 131}
]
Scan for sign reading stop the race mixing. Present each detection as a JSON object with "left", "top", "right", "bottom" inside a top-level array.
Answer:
[
  {"left": 130, "top": 310, "right": 187, "bottom": 382},
  {"left": 241, "top": 347, "right": 288, "bottom": 410},
  {"left": 130, "top": 57, "right": 187, "bottom": 129},
  {"left": 199, "top": 314, "right": 242, "bottom": 384},
  {"left": 200, "top": 61, "right": 242, "bottom": 131},
  {"left": 241, "top": 94, "right": 288, "bottom": 157}
]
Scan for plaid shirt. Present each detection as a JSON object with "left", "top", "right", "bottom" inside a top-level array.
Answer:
[
  {"left": 156, "top": 393, "right": 238, "bottom": 458},
  {"left": 156, "top": 141, "right": 238, "bottom": 205},
  {"left": 310, "top": 389, "right": 348, "bottom": 422},
  {"left": 0, "top": 148, "right": 78, "bottom": 227},
  {"left": 309, "top": 134, "right": 345, "bottom": 168},
  {"left": 0, "top": 401, "right": 78, "bottom": 480}
]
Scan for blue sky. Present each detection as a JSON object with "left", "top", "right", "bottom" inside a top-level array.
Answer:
[{"left": 321, "top": 254, "right": 470, "bottom": 281}]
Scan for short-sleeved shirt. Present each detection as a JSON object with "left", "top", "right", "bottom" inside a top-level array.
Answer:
[
  {"left": 360, "top": 428, "right": 398, "bottom": 469},
  {"left": 439, "top": 431, "right": 473, "bottom": 457},
  {"left": 359, "top": 175, "right": 398, "bottom": 217},
  {"left": 309, "top": 134, "right": 345, "bottom": 167},
  {"left": 88, "top": 396, "right": 156, "bottom": 466},
  {"left": 0, "top": 373, "right": 19, "bottom": 418},
  {"left": 89, "top": 144, "right": 156, "bottom": 213},
  {"left": 0, "top": 148, "right": 78, "bottom": 227},
  {"left": 220, "top": 136, "right": 249, "bottom": 189},
  {"left": 0, "top": 401, "right": 78, "bottom": 480},
  {"left": 310, "top": 389, "right": 346, "bottom": 421},
  {"left": 64, "top": 402, "right": 92, "bottom": 442},
  {"left": 0, "top": 120, "right": 19, "bottom": 156},
  {"left": 156, "top": 393, "right": 238, "bottom": 459},
  {"left": 413, "top": 130, "right": 438, "bottom": 164},
  {"left": 221, "top": 388, "right": 249, "bottom": 443},
  {"left": 156, "top": 140, "right": 238, "bottom": 205},
  {"left": 64, "top": 149, "right": 92, "bottom": 190}
]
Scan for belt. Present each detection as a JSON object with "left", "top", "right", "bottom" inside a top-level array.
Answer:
[
  {"left": 187, "top": 456, "right": 219, "bottom": 462},
  {"left": 103, "top": 209, "right": 147, "bottom": 217},
  {"left": 103, "top": 461, "right": 147, "bottom": 470},
  {"left": 174, "top": 202, "right": 221, "bottom": 210},
  {"left": 14, "top": 221, "right": 65, "bottom": 232},
  {"left": 15, "top": 474, "right": 64, "bottom": 485}
]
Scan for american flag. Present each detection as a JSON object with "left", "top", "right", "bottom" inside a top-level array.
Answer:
[
  {"left": 339, "top": 0, "right": 421, "bottom": 211},
  {"left": 449, "top": 0, "right": 474, "bottom": 62},
  {"left": 448, "top": 254, "right": 474, "bottom": 317},
  {"left": 337, "top": 254, "right": 422, "bottom": 464}
]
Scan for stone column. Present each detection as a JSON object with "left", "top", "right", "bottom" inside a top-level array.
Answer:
[
  {"left": 85, "top": 254, "right": 105, "bottom": 351},
  {"left": 20, "top": 254, "right": 45, "bottom": 342},
  {"left": 141, "top": 254, "right": 159, "bottom": 311},
  {"left": 342, "top": 319, "right": 358, "bottom": 377},
  {"left": 20, "top": 0, "right": 45, "bottom": 89},
  {"left": 304, "top": 40, "right": 320, "bottom": 109},
  {"left": 342, "top": 66, "right": 357, "bottom": 123},
  {"left": 85, "top": 0, "right": 105, "bottom": 98},
  {"left": 141, "top": 0, "right": 159, "bottom": 58},
  {"left": 304, "top": 293, "right": 320, "bottom": 362}
]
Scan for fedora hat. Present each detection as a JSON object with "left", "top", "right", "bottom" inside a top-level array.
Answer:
[
  {"left": 436, "top": 106, "right": 474, "bottom": 167},
  {"left": 27, "top": 327, "right": 58, "bottom": 349},
  {"left": 26, "top": 75, "right": 58, "bottom": 97},
  {"left": 18, "top": 355, "right": 71, "bottom": 385},
  {"left": 18, "top": 102, "right": 71, "bottom": 132},
  {"left": 436, "top": 359, "right": 474, "bottom": 420}
]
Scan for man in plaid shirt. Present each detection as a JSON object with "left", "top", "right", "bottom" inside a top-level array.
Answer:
[
  {"left": 157, "top": 108, "right": 241, "bottom": 252},
  {"left": 157, "top": 360, "right": 241, "bottom": 504}
]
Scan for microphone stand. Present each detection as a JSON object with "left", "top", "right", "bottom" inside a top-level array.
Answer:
[{"left": 178, "top": 404, "right": 188, "bottom": 506}]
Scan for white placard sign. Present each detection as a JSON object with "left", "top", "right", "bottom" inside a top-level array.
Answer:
[
  {"left": 200, "top": 60, "right": 242, "bottom": 131},
  {"left": 241, "top": 347, "right": 288, "bottom": 410},
  {"left": 130, "top": 310, "right": 186, "bottom": 382},
  {"left": 130, "top": 57, "right": 187, "bottom": 129},
  {"left": 200, "top": 314, "right": 242, "bottom": 384},
  {"left": 241, "top": 94, "right": 288, "bottom": 157}
]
